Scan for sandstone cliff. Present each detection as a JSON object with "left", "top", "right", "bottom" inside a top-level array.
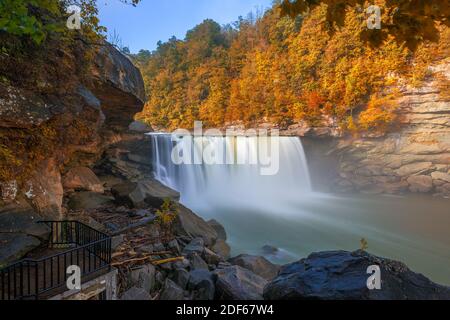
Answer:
[
  {"left": 330, "top": 62, "right": 449, "bottom": 197},
  {"left": 0, "top": 41, "right": 145, "bottom": 265}
]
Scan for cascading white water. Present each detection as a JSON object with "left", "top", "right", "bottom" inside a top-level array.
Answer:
[{"left": 149, "top": 134, "right": 312, "bottom": 210}]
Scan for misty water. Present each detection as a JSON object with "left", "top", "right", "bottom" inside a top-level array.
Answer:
[{"left": 149, "top": 134, "right": 450, "bottom": 286}]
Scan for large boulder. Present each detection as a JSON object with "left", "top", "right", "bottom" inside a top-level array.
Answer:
[
  {"left": 0, "top": 199, "right": 49, "bottom": 239},
  {"left": 407, "top": 175, "right": 433, "bottom": 193},
  {"left": 174, "top": 204, "right": 218, "bottom": 247},
  {"left": 207, "top": 219, "right": 227, "bottom": 241},
  {"left": 182, "top": 238, "right": 205, "bottom": 256},
  {"left": 130, "top": 264, "right": 156, "bottom": 294},
  {"left": 264, "top": 251, "right": 450, "bottom": 300},
  {"left": 214, "top": 266, "right": 268, "bottom": 300},
  {"left": 67, "top": 192, "right": 114, "bottom": 210},
  {"left": 188, "top": 269, "right": 216, "bottom": 300},
  {"left": 229, "top": 255, "right": 280, "bottom": 281},
  {"left": 111, "top": 179, "right": 179, "bottom": 209},
  {"left": 26, "top": 159, "right": 64, "bottom": 218},
  {"left": 121, "top": 287, "right": 151, "bottom": 301},
  {"left": 0, "top": 233, "right": 41, "bottom": 266},
  {"left": 160, "top": 279, "right": 185, "bottom": 300},
  {"left": 63, "top": 167, "right": 104, "bottom": 193},
  {"left": 90, "top": 42, "right": 145, "bottom": 130},
  {"left": 129, "top": 120, "right": 152, "bottom": 133},
  {"left": 212, "top": 239, "right": 231, "bottom": 260}
]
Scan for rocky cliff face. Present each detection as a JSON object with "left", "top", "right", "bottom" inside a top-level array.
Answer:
[
  {"left": 288, "top": 62, "right": 449, "bottom": 197},
  {"left": 330, "top": 63, "right": 450, "bottom": 197},
  {"left": 0, "top": 42, "right": 145, "bottom": 265}
]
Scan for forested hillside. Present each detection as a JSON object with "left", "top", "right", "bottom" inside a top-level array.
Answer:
[{"left": 134, "top": 2, "right": 448, "bottom": 133}]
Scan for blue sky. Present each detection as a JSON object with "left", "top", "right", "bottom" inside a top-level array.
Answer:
[{"left": 98, "top": 0, "right": 273, "bottom": 53}]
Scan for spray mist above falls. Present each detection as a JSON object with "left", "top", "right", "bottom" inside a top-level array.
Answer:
[{"left": 148, "top": 134, "right": 312, "bottom": 210}]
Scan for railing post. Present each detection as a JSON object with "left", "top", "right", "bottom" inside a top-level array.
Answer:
[{"left": 35, "top": 262, "right": 39, "bottom": 300}]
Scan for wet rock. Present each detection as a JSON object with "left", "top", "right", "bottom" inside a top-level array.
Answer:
[
  {"left": 160, "top": 279, "right": 185, "bottom": 300},
  {"left": 264, "top": 250, "right": 450, "bottom": 300},
  {"left": 63, "top": 167, "right": 104, "bottom": 193},
  {"left": 121, "top": 287, "right": 151, "bottom": 301},
  {"left": 214, "top": 266, "right": 267, "bottom": 300},
  {"left": 207, "top": 219, "right": 227, "bottom": 241},
  {"left": 174, "top": 204, "right": 218, "bottom": 247},
  {"left": 229, "top": 255, "right": 280, "bottom": 280},
  {"left": 212, "top": 240, "right": 231, "bottom": 260},
  {"left": 0, "top": 233, "right": 41, "bottom": 266},
  {"left": 67, "top": 192, "right": 114, "bottom": 210},
  {"left": 262, "top": 245, "right": 279, "bottom": 255},
  {"left": 188, "top": 270, "right": 216, "bottom": 300}
]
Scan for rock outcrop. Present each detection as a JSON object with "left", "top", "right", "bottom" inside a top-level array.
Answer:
[
  {"left": 300, "top": 62, "right": 450, "bottom": 197},
  {"left": 264, "top": 250, "right": 450, "bottom": 300},
  {"left": 0, "top": 41, "right": 146, "bottom": 265}
]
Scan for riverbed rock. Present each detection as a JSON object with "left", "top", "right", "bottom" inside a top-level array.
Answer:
[
  {"left": 229, "top": 255, "right": 280, "bottom": 280},
  {"left": 263, "top": 250, "right": 450, "bottom": 300},
  {"left": 207, "top": 219, "right": 227, "bottom": 241},
  {"left": 214, "top": 266, "right": 268, "bottom": 300},
  {"left": 212, "top": 240, "right": 231, "bottom": 260},
  {"left": 62, "top": 167, "right": 104, "bottom": 193}
]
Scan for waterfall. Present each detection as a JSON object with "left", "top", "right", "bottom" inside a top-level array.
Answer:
[{"left": 148, "top": 133, "right": 312, "bottom": 210}]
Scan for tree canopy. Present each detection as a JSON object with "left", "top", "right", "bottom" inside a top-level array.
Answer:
[
  {"left": 279, "top": 0, "right": 450, "bottom": 50},
  {"left": 135, "top": 3, "right": 448, "bottom": 134}
]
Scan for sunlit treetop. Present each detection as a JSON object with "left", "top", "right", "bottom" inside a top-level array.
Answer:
[{"left": 279, "top": 0, "right": 450, "bottom": 50}]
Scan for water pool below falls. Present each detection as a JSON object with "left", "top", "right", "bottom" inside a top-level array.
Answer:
[{"left": 149, "top": 134, "right": 450, "bottom": 286}]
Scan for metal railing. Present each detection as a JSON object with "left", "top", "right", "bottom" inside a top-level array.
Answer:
[{"left": 0, "top": 221, "right": 112, "bottom": 300}]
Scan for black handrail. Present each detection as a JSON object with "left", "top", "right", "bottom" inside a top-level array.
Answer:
[{"left": 0, "top": 221, "right": 112, "bottom": 300}]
